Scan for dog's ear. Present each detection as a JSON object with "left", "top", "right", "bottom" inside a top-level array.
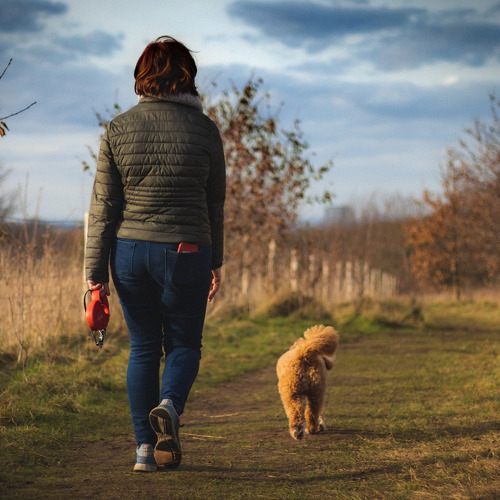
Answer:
[{"left": 323, "top": 354, "right": 336, "bottom": 370}]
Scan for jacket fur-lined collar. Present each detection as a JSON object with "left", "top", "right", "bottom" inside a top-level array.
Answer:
[{"left": 138, "top": 93, "right": 203, "bottom": 112}]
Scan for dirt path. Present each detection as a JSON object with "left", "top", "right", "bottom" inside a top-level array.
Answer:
[
  {"left": 5, "top": 329, "right": 499, "bottom": 499},
  {"left": 15, "top": 365, "right": 328, "bottom": 499}
]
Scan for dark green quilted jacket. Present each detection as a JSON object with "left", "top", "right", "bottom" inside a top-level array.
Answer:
[{"left": 85, "top": 95, "right": 226, "bottom": 283}]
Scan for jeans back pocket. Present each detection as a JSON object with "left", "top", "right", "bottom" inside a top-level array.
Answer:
[
  {"left": 112, "top": 239, "right": 136, "bottom": 278},
  {"left": 166, "top": 247, "right": 211, "bottom": 289}
]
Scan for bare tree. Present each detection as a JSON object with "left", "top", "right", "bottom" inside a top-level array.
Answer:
[
  {"left": 0, "top": 59, "right": 37, "bottom": 137},
  {"left": 204, "top": 77, "right": 333, "bottom": 266},
  {"left": 0, "top": 59, "right": 36, "bottom": 221}
]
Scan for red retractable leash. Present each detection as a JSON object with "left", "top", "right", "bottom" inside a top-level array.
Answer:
[{"left": 83, "top": 289, "right": 110, "bottom": 348}]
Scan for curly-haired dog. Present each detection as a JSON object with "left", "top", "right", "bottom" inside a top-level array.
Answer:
[{"left": 277, "top": 325, "right": 339, "bottom": 440}]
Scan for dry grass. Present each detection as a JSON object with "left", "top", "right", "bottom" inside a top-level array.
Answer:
[
  {"left": 1, "top": 244, "right": 80, "bottom": 356},
  {"left": 0, "top": 225, "right": 126, "bottom": 364}
]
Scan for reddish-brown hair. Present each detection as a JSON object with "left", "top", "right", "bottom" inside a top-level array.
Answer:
[{"left": 134, "top": 36, "right": 198, "bottom": 97}]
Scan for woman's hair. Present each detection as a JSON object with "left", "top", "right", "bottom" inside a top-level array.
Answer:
[{"left": 134, "top": 36, "right": 198, "bottom": 97}]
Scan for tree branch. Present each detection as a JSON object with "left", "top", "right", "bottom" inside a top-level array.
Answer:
[
  {"left": 0, "top": 58, "right": 13, "bottom": 80},
  {"left": 0, "top": 101, "right": 37, "bottom": 121}
]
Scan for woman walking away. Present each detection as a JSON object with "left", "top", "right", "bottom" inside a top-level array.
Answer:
[{"left": 85, "top": 36, "right": 225, "bottom": 472}]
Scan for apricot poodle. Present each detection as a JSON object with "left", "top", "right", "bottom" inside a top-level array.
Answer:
[{"left": 277, "top": 324, "right": 339, "bottom": 440}]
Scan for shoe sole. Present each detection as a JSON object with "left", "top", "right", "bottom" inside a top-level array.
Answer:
[
  {"left": 133, "top": 462, "right": 157, "bottom": 472},
  {"left": 149, "top": 407, "right": 182, "bottom": 469}
]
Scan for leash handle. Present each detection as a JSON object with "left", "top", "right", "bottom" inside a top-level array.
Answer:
[{"left": 83, "top": 289, "right": 110, "bottom": 348}]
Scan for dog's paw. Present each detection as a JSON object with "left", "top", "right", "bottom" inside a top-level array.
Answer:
[
  {"left": 306, "top": 420, "right": 327, "bottom": 435},
  {"left": 318, "top": 417, "right": 327, "bottom": 432},
  {"left": 290, "top": 424, "right": 305, "bottom": 440},
  {"left": 308, "top": 425, "right": 327, "bottom": 434}
]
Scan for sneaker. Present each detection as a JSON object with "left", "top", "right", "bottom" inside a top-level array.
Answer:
[
  {"left": 133, "top": 443, "right": 157, "bottom": 472},
  {"left": 149, "top": 400, "right": 182, "bottom": 469}
]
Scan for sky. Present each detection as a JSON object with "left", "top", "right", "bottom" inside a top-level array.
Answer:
[{"left": 0, "top": 0, "right": 499, "bottom": 223}]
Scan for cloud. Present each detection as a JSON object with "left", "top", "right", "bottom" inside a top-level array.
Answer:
[
  {"left": 0, "top": 30, "right": 124, "bottom": 64},
  {"left": 487, "top": 2, "right": 500, "bottom": 16},
  {"left": 364, "top": 17, "right": 500, "bottom": 70},
  {"left": 201, "top": 60, "right": 495, "bottom": 173},
  {"left": 227, "top": 1, "right": 500, "bottom": 69},
  {"left": 0, "top": 0, "right": 123, "bottom": 62},
  {"left": 228, "top": 1, "right": 422, "bottom": 42},
  {"left": 0, "top": 1, "right": 125, "bottom": 129},
  {"left": 0, "top": 0, "right": 66, "bottom": 32},
  {"left": 53, "top": 31, "right": 124, "bottom": 57}
]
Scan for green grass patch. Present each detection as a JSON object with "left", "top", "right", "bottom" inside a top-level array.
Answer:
[
  {"left": 1, "top": 299, "right": 499, "bottom": 498},
  {"left": 195, "top": 316, "right": 314, "bottom": 389},
  {"left": 423, "top": 299, "right": 500, "bottom": 331}
]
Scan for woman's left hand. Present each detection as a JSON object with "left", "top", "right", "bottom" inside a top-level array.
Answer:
[{"left": 208, "top": 268, "right": 221, "bottom": 302}]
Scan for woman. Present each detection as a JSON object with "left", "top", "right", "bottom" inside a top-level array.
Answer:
[{"left": 85, "top": 36, "right": 225, "bottom": 472}]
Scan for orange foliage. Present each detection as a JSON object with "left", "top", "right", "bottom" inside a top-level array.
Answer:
[{"left": 405, "top": 95, "right": 500, "bottom": 298}]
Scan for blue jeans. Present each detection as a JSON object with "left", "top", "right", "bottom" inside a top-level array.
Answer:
[{"left": 111, "top": 238, "right": 212, "bottom": 446}]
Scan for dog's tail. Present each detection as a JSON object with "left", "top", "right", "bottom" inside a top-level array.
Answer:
[{"left": 294, "top": 325, "right": 339, "bottom": 366}]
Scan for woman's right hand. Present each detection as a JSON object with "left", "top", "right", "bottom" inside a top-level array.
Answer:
[{"left": 87, "top": 281, "right": 111, "bottom": 296}]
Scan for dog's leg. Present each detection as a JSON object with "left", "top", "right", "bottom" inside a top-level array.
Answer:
[
  {"left": 305, "top": 392, "right": 326, "bottom": 434},
  {"left": 280, "top": 390, "right": 306, "bottom": 440},
  {"left": 288, "top": 397, "right": 306, "bottom": 440},
  {"left": 318, "top": 410, "right": 327, "bottom": 432}
]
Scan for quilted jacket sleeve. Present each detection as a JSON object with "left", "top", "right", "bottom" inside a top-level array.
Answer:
[
  {"left": 85, "top": 128, "right": 123, "bottom": 282},
  {"left": 207, "top": 123, "right": 226, "bottom": 269}
]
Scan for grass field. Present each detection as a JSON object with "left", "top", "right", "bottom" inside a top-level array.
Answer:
[{"left": 0, "top": 299, "right": 499, "bottom": 499}]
